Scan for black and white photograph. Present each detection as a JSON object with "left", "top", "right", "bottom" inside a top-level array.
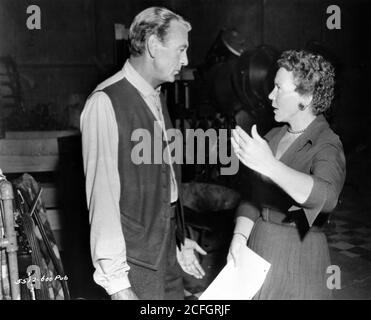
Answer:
[{"left": 0, "top": 0, "right": 370, "bottom": 305}]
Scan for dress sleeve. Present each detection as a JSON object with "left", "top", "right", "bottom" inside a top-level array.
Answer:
[
  {"left": 80, "top": 92, "right": 131, "bottom": 295},
  {"left": 235, "top": 200, "right": 261, "bottom": 222},
  {"left": 302, "top": 141, "right": 346, "bottom": 227}
]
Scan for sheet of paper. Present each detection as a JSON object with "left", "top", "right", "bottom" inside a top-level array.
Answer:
[{"left": 199, "top": 246, "right": 271, "bottom": 300}]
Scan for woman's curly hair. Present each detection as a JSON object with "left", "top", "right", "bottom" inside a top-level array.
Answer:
[{"left": 277, "top": 50, "right": 335, "bottom": 115}]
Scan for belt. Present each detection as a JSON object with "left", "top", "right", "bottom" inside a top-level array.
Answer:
[{"left": 261, "top": 207, "right": 325, "bottom": 233}]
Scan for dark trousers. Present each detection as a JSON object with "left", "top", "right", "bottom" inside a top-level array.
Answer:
[{"left": 127, "top": 210, "right": 184, "bottom": 300}]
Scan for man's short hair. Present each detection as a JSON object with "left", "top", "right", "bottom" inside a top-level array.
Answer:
[{"left": 129, "top": 7, "right": 191, "bottom": 57}]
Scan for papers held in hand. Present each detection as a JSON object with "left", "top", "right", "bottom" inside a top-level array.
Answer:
[{"left": 199, "top": 246, "right": 271, "bottom": 300}]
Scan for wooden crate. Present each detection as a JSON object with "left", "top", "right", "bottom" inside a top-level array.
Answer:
[
  {"left": 0, "top": 130, "right": 80, "bottom": 250},
  {"left": 0, "top": 130, "right": 79, "bottom": 173},
  {"left": 41, "top": 182, "right": 63, "bottom": 249}
]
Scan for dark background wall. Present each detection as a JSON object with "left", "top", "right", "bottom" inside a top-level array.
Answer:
[
  {"left": 0, "top": 0, "right": 370, "bottom": 299},
  {"left": 0, "top": 0, "right": 369, "bottom": 140},
  {"left": 1, "top": 0, "right": 369, "bottom": 187}
]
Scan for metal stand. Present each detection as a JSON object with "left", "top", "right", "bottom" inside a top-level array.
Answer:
[{"left": 0, "top": 178, "right": 20, "bottom": 300}]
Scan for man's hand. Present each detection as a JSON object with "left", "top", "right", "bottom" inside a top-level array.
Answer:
[
  {"left": 227, "top": 233, "right": 247, "bottom": 268},
  {"left": 176, "top": 238, "right": 207, "bottom": 279},
  {"left": 111, "top": 287, "right": 139, "bottom": 300}
]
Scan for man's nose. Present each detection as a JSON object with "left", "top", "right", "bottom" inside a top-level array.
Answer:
[{"left": 181, "top": 52, "right": 188, "bottom": 67}]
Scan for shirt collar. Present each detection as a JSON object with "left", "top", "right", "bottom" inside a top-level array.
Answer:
[{"left": 123, "top": 60, "right": 161, "bottom": 98}]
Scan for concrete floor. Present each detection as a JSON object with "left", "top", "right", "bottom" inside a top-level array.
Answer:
[{"left": 328, "top": 190, "right": 371, "bottom": 299}]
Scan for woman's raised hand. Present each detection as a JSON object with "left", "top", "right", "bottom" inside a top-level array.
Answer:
[{"left": 231, "top": 125, "right": 275, "bottom": 177}]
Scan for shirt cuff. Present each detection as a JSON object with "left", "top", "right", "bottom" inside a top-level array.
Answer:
[
  {"left": 93, "top": 270, "right": 131, "bottom": 296},
  {"left": 302, "top": 176, "right": 328, "bottom": 227}
]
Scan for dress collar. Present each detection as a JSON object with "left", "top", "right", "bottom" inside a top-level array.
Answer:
[
  {"left": 267, "top": 114, "right": 329, "bottom": 144},
  {"left": 289, "top": 114, "right": 329, "bottom": 145},
  {"left": 267, "top": 114, "right": 330, "bottom": 161}
]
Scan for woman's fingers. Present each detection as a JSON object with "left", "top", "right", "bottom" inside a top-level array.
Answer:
[
  {"left": 232, "top": 137, "right": 248, "bottom": 162},
  {"left": 227, "top": 250, "right": 238, "bottom": 268},
  {"left": 231, "top": 136, "right": 239, "bottom": 153},
  {"left": 235, "top": 126, "right": 253, "bottom": 143},
  {"left": 231, "top": 248, "right": 240, "bottom": 268},
  {"left": 232, "top": 129, "right": 253, "bottom": 153},
  {"left": 227, "top": 252, "right": 233, "bottom": 263}
]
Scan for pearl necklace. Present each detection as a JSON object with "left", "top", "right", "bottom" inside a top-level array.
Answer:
[{"left": 287, "top": 127, "right": 307, "bottom": 134}]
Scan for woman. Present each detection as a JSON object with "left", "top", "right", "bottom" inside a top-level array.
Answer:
[{"left": 229, "top": 50, "right": 346, "bottom": 299}]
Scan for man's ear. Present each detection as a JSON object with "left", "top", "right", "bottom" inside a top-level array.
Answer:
[{"left": 147, "top": 35, "right": 158, "bottom": 59}]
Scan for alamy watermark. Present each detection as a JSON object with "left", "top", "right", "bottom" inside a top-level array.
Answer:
[
  {"left": 131, "top": 121, "right": 239, "bottom": 175},
  {"left": 26, "top": 5, "right": 41, "bottom": 30},
  {"left": 26, "top": 4, "right": 341, "bottom": 31},
  {"left": 327, "top": 5, "right": 341, "bottom": 30},
  {"left": 326, "top": 265, "right": 341, "bottom": 289}
]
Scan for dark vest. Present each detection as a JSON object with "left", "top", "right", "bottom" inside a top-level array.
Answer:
[{"left": 102, "top": 78, "right": 185, "bottom": 270}]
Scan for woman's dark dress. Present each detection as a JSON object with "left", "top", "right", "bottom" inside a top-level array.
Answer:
[{"left": 238, "top": 115, "right": 346, "bottom": 299}]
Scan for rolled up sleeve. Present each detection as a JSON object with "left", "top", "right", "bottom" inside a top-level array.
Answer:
[
  {"left": 80, "top": 92, "right": 131, "bottom": 295},
  {"left": 302, "top": 142, "right": 346, "bottom": 227}
]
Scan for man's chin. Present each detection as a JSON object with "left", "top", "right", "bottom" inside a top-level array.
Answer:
[
  {"left": 162, "top": 73, "right": 179, "bottom": 83},
  {"left": 162, "top": 75, "right": 176, "bottom": 83}
]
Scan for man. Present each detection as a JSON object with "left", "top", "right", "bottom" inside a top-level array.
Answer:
[{"left": 80, "top": 7, "right": 206, "bottom": 300}]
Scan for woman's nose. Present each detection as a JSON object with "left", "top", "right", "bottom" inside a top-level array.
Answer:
[{"left": 268, "top": 88, "right": 275, "bottom": 101}]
